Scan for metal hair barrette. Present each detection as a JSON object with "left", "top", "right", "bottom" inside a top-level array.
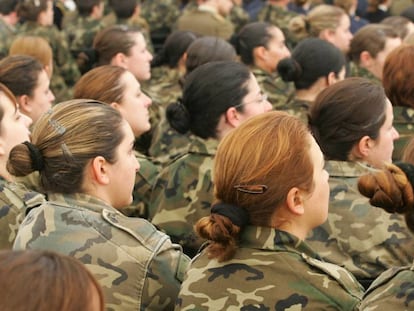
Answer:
[{"left": 234, "top": 184, "right": 268, "bottom": 194}]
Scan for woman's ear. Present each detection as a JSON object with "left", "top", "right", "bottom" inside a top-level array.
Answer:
[
  {"left": 352, "top": 135, "right": 374, "bottom": 159},
  {"left": 225, "top": 106, "right": 242, "bottom": 128},
  {"left": 252, "top": 46, "right": 267, "bottom": 62},
  {"left": 286, "top": 187, "right": 305, "bottom": 216},
  {"left": 111, "top": 52, "right": 128, "bottom": 68},
  {"left": 91, "top": 156, "right": 110, "bottom": 185},
  {"left": 327, "top": 72, "right": 337, "bottom": 86},
  {"left": 17, "top": 95, "right": 31, "bottom": 115}
]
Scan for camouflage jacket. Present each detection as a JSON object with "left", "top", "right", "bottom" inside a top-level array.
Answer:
[
  {"left": 359, "top": 262, "right": 414, "bottom": 310},
  {"left": 0, "top": 19, "right": 15, "bottom": 59},
  {"left": 17, "top": 22, "right": 80, "bottom": 101},
  {"left": 141, "top": 0, "right": 180, "bottom": 32},
  {"left": 348, "top": 62, "right": 381, "bottom": 85},
  {"left": 13, "top": 192, "right": 189, "bottom": 311},
  {"left": 251, "top": 66, "right": 293, "bottom": 110},
  {"left": 229, "top": 4, "right": 250, "bottom": 33},
  {"left": 279, "top": 95, "right": 311, "bottom": 123},
  {"left": 306, "top": 160, "right": 414, "bottom": 281},
  {"left": 119, "top": 151, "right": 160, "bottom": 219},
  {"left": 176, "top": 227, "right": 363, "bottom": 310},
  {"left": 65, "top": 15, "right": 105, "bottom": 53},
  {"left": 150, "top": 137, "right": 218, "bottom": 257},
  {"left": 392, "top": 106, "right": 414, "bottom": 161},
  {"left": 146, "top": 67, "right": 192, "bottom": 165},
  {"left": 176, "top": 6, "right": 234, "bottom": 40},
  {"left": 257, "top": 3, "right": 299, "bottom": 48},
  {"left": 0, "top": 178, "right": 45, "bottom": 249}
]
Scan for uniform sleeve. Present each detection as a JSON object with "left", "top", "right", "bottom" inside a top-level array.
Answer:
[{"left": 142, "top": 240, "right": 190, "bottom": 310}]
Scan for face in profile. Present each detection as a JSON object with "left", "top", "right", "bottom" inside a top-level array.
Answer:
[
  {"left": 123, "top": 32, "right": 153, "bottom": 82},
  {"left": 105, "top": 120, "right": 140, "bottom": 209},
  {"left": 25, "top": 69, "right": 55, "bottom": 123},
  {"left": 302, "top": 135, "right": 330, "bottom": 230},
  {"left": 236, "top": 73, "right": 272, "bottom": 123},
  {"left": 0, "top": 93, "right": 32, "bottom": 164},
  {"left": 262, "top": 26, "right": 291, "bottom": 73},
  {"left": 364, "top": 99, "right": 399, "bottom": 168},
  {"left": 328, "top": 14, "right": 353, "bottom": 53},
  {"left": 116, "top": 71, "right": 152, "bottom": 137}
]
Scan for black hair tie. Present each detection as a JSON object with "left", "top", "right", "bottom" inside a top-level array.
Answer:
[
  {"left": 211, "top": 203, "right": 249, "bottom": 227},
  {"left": 23, "top": 141, "right": 44, "bottom": 172}
]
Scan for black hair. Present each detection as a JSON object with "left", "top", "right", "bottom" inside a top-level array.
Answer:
[
  {"left": 277, "top": 38, "right": 345, "bottom": 90},
  {"left": 167, "top": 61, "right": 251, "bottom": 139}
]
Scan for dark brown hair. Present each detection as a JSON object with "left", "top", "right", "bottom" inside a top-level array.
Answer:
[{"left": 309, "top": 77, "right": 387, "bottom": 160}]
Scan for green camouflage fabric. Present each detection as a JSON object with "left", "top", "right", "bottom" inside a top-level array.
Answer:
[
  {"left": 141, "top": 0, "right": 180, "bottom": 32},
  {"left": 149, "top": 118, "right": 193, "bottom": 166},
  {"left": 279, "top": 95, "right": 311, "bottom": 123},
  {"left": 257, "top": 3, "right": 299, "bottom": 48},
  {"left": 65, "top": 16, "right": 105, "bottom": 55},
  {"left": 348, "top": 61, "right": 381, "bottom": 85},
  {"left": 119, "top": 151, "right": 160, "bottom": 219},
  {"left": 0, "top": 19, "right": 15, "bottom": 59},
  {"left": 359, "top": 263, "right": 414, "bottom": 310},
  {"left": 177, "top": 227, "right": 363, "bottom": 310},
  {"left": 176, "top": 6, "right": 234, "bottom": 40},
  {"left": 251, "top": 66, "right": 294, "bottom": 110},
  {"left": 146, "top": 66, "right": 192, "bottom": 165},
  {"left": 0, "top": 178, "right": 45, "bottom": 249},
  {"left": 17, "top": 22, "right": 80, "bottom": 101},
  {"left": 229, "top": 4, "right": 250, "bottom": 33},
  {"left": 13, "top": 192, "right": 189, "bottom": 311},
  {"left": 392, "top": 106, "right": 414, "bottom": 161},
  {"left": 306, "top": 160, "right": 414, "bottom": 282},
  {"left": 150, "top": 136, "right": 218, "bottom": 257}
]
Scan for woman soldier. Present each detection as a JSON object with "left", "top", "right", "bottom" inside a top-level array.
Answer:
[{"left": 11, "top": 100, "right": 189, "bottom": 310}]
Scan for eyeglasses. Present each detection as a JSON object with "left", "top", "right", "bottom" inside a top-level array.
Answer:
[{"left": 233, "top": 93, "right": 268, "bottom": 109}]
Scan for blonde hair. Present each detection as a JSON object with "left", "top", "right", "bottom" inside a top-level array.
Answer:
[
  {"left": 289, "top": 4, "right": 346, "bottom": 41},
  {"left": 9, "top": 36, "right": 53, "bottom": 76}
]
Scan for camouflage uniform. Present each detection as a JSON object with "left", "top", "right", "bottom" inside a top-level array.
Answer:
[
  {"left": 119, "top": 151, "right": 160, "bottom": 219},
  {"left": 176, "top": 5, "right": 234, "bottom": 40},
  {"left": 17, "top": 22, "right": 80, "bottom": 101},
  {"left": 359, "top": 263, "right": 414, "bottom": 310},
  {"left": 146, "top": 66, "right": 192, "bottom": 165},
  {"left": 251, "top": 66, "right": 293, "bottom": 110},
  {"left": 306, "top": 160, "right": 414, "bottom": 286},
  {"left": 257, "top": 3, "right": 299, "bottom": 48},
  {"left": 0, "top": 177, "right": 45, "bottom": 249},
  {"left": 279, "top": 96, "right": 311, "bottom": 123},
  {"left": 176, "top": 227, "right": 364, "bottom": 310},
  {"left": 13, "top": 192, "right": 189, "bottom": 311},
  {"left": 0, "top": 19, "right": 15, "bottom": 59},
  {"left": 392, "top": 106, "right": 414, "bottom": 161},
  {"left": 229, "top": 4, "right": 250, "bottom": 33},
  {"left": 65, "top": 16, "right": 105, "bottom": 55},
  {"left": 141, "top": 0, "right": 180, "bottom": 33},
  {"left": 348, "top": 61, "right": 381, "bottom": 84},
  {"left": 150, "top": 136, "right": 218, "bottom": 257}
]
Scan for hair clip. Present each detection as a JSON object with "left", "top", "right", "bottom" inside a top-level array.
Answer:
[
  {"left": 234, "top": 184, "right": 268, "bottom": 194},
  {"left": 48, "top": 119, "right": 66, "bottom": 135}
]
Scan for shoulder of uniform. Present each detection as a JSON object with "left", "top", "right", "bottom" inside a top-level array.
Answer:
[{"left": 102, "top": 209, "right": 170, "bottom": 251}]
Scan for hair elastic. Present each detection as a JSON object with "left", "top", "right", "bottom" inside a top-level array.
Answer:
[
  {"left": 23, "top": 141, "right": 44, "bottom": 171},
  {"left": 211, "top": 203, "right": 249, "bottom": 227}
]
